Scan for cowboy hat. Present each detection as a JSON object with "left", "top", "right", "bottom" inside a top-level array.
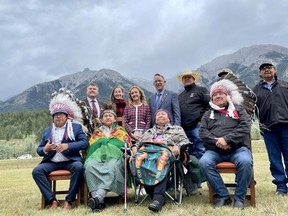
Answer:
[{"left": 177, "top": 70, "right": 201, "bottom": 83}]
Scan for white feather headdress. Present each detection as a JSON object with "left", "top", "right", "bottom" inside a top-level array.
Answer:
[
  {"left": 49, "top": 88, "right": 93, "bottom": 134},
  {"left": 210, "top": 79, "right": 244, "bottom": 105}
]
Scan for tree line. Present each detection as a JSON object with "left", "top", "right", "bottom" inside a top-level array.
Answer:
[{"left": 0, "top": 110, "right": 51, "bottom": 141}]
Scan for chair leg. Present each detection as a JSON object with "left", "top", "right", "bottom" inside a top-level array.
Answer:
[
  {"left": 76, "top": 186, "right": 81, "bottom": 206},
  {"left": 83, "top": 181, "right": 88, "bottom": 207},
  {"left": 208, "top": 183, "right": 214, "bottom": 204},
  {"left": 41, "top": 195, "right": 45, "bottom": 209},
  {"left": 249, "top": 175, "right": 256, "bottom": 207}
]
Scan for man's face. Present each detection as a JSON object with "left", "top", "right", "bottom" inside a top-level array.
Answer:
[
  {"left": 212, "top": 92, "right": 228, "bottom": 107},
  {"left": 153, "top": 75, "right": 166, "bottom": 92},
  {"left": 87, "top": 85, "right": 99, "bottom": 99},
  {"left": 260, "top": 65, "right": 276, "bottom": 81},
  {"left": 53, "top": 113, "right": 68, "bottom": 127},
  {"left": 182, "top": 75, "right": 195, "bottom": 87}
]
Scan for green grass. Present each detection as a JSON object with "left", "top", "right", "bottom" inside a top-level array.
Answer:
[{"left": 0, "top": 140, "right": 288, "bottom": 216}]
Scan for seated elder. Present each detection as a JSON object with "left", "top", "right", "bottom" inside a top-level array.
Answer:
[
  {"left": 130, "top": 109, "right": 190, "bottom": 212},
  {"left": 84, "top": 109, "right": 131, "bottom": 212},
  {"left": 199, "top": 79, "right": 253, "bottom": 209}
]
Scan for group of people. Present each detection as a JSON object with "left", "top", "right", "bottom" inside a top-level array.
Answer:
[{"left": 32, "top": 61, "right": 288, "bottom": 212}]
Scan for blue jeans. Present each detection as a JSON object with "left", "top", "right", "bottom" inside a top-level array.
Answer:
[
  {"left": 262, "top": 126, "right": 288, "bottom": 193},
  {"left": 32, "top": 160, "right": 83, "bottom": 204},
  {"left": 185, "top": 124, "right": 205, "bottom": 159},
  {"left": 199, "top": 147, "right": 253, "bottom": 201}
]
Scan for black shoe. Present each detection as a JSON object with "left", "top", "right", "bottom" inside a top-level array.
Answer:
[
  {"left": 148, "top": 200, "right": 163, "bottom": 212},
  {"left": 93, "top": 202, "right": 106, "bottom": 212},
  {"left": 214, "top": 197, "right": 232, "bottom": 208},
  {"left": 233, "top": 200, "right": 244, "bottom": 209},
  {"left": 88, "top": 197, "right": 99, "bottom": 210}
]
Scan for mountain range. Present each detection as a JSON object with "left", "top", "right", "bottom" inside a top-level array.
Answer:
[{"left": 1, "top": 44, "right": 287, "bottom": 113}]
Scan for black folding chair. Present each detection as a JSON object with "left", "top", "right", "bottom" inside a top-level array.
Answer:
[{"left": 133, "top": 144, "right": 190, "bottom": 205}]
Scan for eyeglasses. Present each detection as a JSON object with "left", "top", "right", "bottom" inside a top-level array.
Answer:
[{"left": 261, "top": 65, "right": 274, "bottom": 70}]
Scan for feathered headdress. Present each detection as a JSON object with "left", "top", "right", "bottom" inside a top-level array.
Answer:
[
  {"left": 49, "top": 88, "right": 93, "bottom": 137},
  {"left": 210, "top": 79, "right": 244, "bottom": 105},
  {"left": 219, "top": 71, "right": 257, "bottom": 116},
  {"left": 209, "top": 79, "right": 244, "bottom": 119}
]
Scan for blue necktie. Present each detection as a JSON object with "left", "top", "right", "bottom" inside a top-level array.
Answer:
[{"left": 155, "top": 93, "right": 162, "bottom": 108}]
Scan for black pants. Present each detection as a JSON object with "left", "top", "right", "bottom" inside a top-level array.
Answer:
[{"left": 144, "top": 177, "right": 167, "bottom": 205}]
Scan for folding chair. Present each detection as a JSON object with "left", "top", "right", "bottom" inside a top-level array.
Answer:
[{"left": 133, "top": 145, "right": 189, "bottom": 205}]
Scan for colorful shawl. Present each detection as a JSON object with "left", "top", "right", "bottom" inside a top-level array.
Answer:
[{"left": 85, "top": 124, "right": 131, "bottom": 163}]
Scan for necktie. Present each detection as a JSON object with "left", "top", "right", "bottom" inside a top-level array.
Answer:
[
  {"left": 91, "top": 100, "right": 98, "bottom": 118},
  {"left": 155, "top": 93, "right": 162, "bottom": 108}
]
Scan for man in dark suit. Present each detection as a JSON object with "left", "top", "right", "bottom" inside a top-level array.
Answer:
[
  {"left": 85, "top": 82, "right": 108, "bottom": 130},
  {"left": 32, "top": 107, "right": 88, "bottom": 209},
  {"left": 148, "top": 73, "right": 181, "bottom": 126}
]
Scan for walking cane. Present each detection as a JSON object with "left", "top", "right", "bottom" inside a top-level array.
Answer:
[{"left": 124, "top": 141, "right": 128, "bottom": 212}]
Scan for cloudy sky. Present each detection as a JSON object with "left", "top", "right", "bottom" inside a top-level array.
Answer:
[{"left": 1, "top": 0, "right": 288, "bottom": 101}]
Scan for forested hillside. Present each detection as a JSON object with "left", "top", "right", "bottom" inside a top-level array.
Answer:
[{"left": 0, "top": 110, "right": 51, "bottom": 141}]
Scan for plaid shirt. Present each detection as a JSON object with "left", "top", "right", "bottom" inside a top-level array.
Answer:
[{"left": 123, "top": 104, "right": 151, "bottom": 134}]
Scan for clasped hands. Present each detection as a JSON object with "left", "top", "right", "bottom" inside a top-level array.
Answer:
[
  {"left": 44, "top": 139, "right": 69, "bottom": 153},
  {"left": 215, "top": 137, "right": 230, "bottom": 150}
]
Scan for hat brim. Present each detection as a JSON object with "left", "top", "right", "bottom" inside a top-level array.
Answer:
[
  {"left": 52, "top": 110, "right": 68, "bottom": 116},
  {"left": 218, "top": 71, "right": 228, "bottom": 77},
  {"left": 177, "top": 73, "right": 200, "bottom": 83},
  {"left": 259, "top": 63, "right": 274, "bottom": 70}
]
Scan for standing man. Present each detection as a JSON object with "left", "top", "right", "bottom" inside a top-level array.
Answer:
[
  {"left": 178, "top": 70, "right": 210, "bottom": 159},
  {"left": 32, "top": 95, "right": 88, "bottom": 209},
  {"left": 199, "top": 79, "right": 253, "bottom": 209},
  {"left": 253, "top": 62, "right": 288, "bottom": 196},
  {"left": 86, "top": 82, "right": 108, "bottom": 129},
  {"left": 148, "top": 73, "right": 181, "bottom": 126}
]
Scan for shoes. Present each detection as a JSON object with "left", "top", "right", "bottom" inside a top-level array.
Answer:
[
  {"left": 276, "top": 191, "right": 287, "bottom": 196},
  {"left": 49, "top": 200, "right": 58, "bottom": 209},
  {"left": 88, "top": 197, "right": 99, "bottom": 210},
  {"left": 88, "top": 197, "right": 106, "bottom": 212},
  {"left": 148, "top": 200, "right": 163, "bottom": 212},
  {"left": 214, "top": 197, "right": 232, "bottom": 208},
  {"left": 233, "top": 200, "right": 244, "bottom": 209},
  {"left": 63, "top": 201, "right": 72, "bottom": 210},
  {"left": 92, "top": 203, "right": 106, "bottom": 212}
]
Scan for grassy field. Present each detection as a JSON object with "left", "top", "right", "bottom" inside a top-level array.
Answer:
[{"left": 0, "top": 140, "right": 287, "bottom": 216}]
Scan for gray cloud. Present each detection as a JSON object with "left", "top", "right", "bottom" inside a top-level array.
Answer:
[{"left": 1, "top": 0, "right": 288, "bottom": 100}]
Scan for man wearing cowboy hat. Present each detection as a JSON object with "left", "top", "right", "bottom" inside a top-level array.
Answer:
[
  {"left": 199, "top": 79, "right": 253, "bottom": 209},
  {"left": 178, "top": 69, "right": 210, "bottom": 159}
]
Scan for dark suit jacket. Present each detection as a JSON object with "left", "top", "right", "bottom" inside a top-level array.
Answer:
[
  {"left": 37, "top": 123, "right": 88, "bottom": 163},
  {"left": 85, "top": 98, "right": 108, "bottom": 119},
  {"left": 148, "top": 89, "right": 181, "bottom": 126}
]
